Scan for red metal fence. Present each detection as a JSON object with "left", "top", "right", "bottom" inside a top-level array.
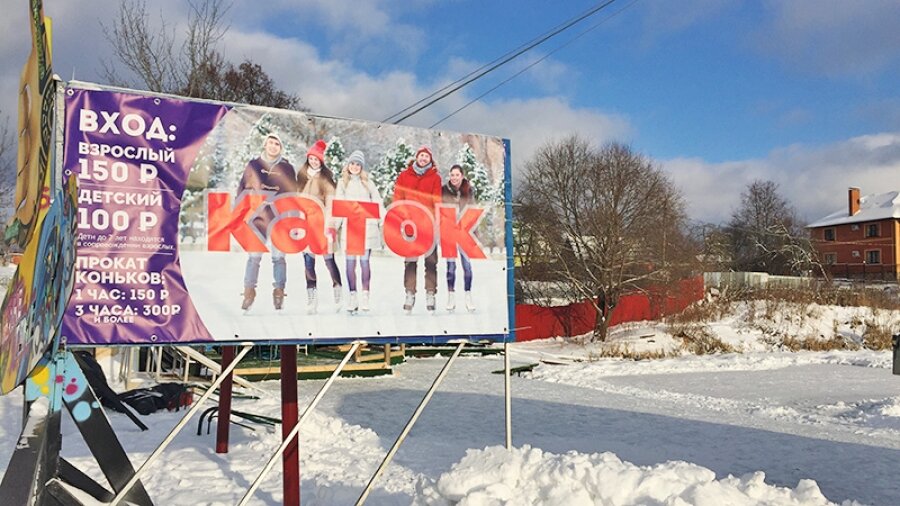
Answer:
[{"left": 514, "top": 276, "right": 704, "bottom": 342}]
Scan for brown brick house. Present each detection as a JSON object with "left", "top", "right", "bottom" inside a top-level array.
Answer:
[{"left": 807, "top": 187, "right": 900, "bottom": 280}]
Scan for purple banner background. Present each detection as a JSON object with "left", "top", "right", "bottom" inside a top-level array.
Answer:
[{"left": 61, "top": 88, "right": 228, "bottom": 345}]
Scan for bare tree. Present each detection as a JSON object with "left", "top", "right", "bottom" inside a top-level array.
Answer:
[
  {"left": 727, "top": 180, "right": 808, "bottom": 274},
  {"left": 186, "top": 59, "right": 302, "bottom": 110},
  {"left": 688, "top": 222, "right": 733, "bottom": 272},
  {"left": 515, "top": 137, "right": 690, "bottom": 341},
  {"left": 102, "top": 0, "right": 302, "bottom": 109}
]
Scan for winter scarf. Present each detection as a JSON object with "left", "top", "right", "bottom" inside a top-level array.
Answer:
[{"left": 414, "top": 162, "right": 433, "bottom": 175}]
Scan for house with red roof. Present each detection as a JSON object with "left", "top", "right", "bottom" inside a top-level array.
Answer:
[{"left": 807, "top": 188, "right": 900, "bottom": 280}]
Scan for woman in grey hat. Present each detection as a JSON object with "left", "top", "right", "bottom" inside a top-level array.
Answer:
[{"left": 335, "top": 150, "right": 382, "bottom": 312}]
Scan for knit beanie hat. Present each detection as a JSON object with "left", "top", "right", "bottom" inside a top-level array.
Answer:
[
  {"left": 263, "top": 132, "right": 282, "bottom": 146},
  {"left": 307, "top": 140, "right": 327, "bottom": 163},
  {"left": 347, "top": 150, "right": 366, "bottom": 168},
  {"left": 416, "top": 145, "right": 433, "bottom": 161}
]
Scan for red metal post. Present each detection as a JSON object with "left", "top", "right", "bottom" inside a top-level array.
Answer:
[
  {"left": 281, "top": 345, "right": 300, "bottom": 506},
  {"left": 215, "top": 346, "right": 236, "bottom": 453}
]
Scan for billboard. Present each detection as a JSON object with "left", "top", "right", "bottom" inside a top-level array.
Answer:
[{"left": 60, "top": 83, "right": 512, "bottom": 345}]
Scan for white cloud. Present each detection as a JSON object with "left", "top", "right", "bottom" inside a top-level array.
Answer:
[
  {"left": 433, "top": 98, "right": 631, "bottom": 179},
  {"left": 229, "top": 0, "right": 426, "bottom": 65},
  {"left": 662, "top": 133, "right": 900, "bottom": 225}
]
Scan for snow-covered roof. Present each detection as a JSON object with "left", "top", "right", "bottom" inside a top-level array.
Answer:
[{"left": 806, "top": 191, "right": 900, "bottom": 228}]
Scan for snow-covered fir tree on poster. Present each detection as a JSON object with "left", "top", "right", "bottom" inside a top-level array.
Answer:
[
  {"left": 455, "top": 142, "right": 504, "bottom": 249},
  {"left": 371, "top": 138, "right": 415, "bottom": 207},
  {"left": 456, "top": 143, "right": 502, "bottom": 205},
  {"left": 325, "top": 137, "right": 346, "bottom": 179}
]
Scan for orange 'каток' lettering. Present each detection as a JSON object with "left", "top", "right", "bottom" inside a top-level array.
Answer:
[
  {"left": 206, "top": 192, "right": 486, "bottom": 259},
  {"left": 207, "top": 192, "right": 268, "bottom": 253}
]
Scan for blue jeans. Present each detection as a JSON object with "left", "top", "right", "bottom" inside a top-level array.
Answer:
[
  {"left": 346, "top": 249, "right": 372, "bottom": 292},
  {"left": 304, "top": 253, "right": 342, "bottom": 289},
  {"left": 244, "top": 251, "right": 286, "bottom": 289},
  {"left": 446, "top": 250, "right": 472, "bottom": 292}
]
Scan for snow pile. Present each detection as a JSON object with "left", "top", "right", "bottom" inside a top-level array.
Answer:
[
  {"left": 880, "top": 398, "right": 900, "bottom": 417},
  {"left": 110, "top": 397, "right": 421, "bottom": 505},
  {"left": 728, "top": 301, "right": 900, "bottom": 346},
  {"left": 415, "top": 445, "right": 857, "bottom": 506}
]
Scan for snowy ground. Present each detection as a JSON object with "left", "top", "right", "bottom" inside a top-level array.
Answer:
[{"left": 1, "top": 298, "right": 900, "bottom": 504}]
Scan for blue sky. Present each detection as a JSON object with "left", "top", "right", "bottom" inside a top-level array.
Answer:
[{"left": 2, "top": 0, "right": 900, "bottom": 224}]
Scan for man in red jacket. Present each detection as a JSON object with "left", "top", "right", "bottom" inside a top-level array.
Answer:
[{"left": 392, "top": 145, "right": 442, "bottom": 313}]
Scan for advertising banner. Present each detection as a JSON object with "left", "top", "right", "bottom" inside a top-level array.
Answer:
[{"left": 60, "top": 84, "right": 512, "bottom": 345}]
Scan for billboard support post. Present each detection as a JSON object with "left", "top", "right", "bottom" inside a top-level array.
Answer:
[
  {"left": 281, "top": 345, "right": 300, "bottom": 506},
  {"left": 504, "top": 341, "right": 512, "bottom": 450},
  {"left": 355, "top": 341, "right": 466, "bottom": 506},
  {"left": 110, "top": 343, "right": 254, "bottom": 506},
  {"left": 239, "top": 341, "right": 362, "bottom": 506},
  {"left": 215, "top": 345, "right": 237, "bottom": 454}
]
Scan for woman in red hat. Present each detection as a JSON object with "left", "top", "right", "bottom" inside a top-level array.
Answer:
[{"left": 297, "top": 139, "right": 342, "bottom": 314}]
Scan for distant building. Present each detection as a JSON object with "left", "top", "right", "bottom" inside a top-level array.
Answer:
[{"left": 807, "top": 188, "right": 900, "bottom": 280}]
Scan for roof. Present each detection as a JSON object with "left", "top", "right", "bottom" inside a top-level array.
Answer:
[{"left": 807, "top": 191, "right": 900, "bottom": 228}]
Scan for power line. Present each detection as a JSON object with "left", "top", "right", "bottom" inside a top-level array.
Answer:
[
  {"left": 385, "top": 0, "right": 619, "bottom": 125},
  {"left": 382, "top": 4, "right": 618, "bottom": 123},
  {"left": 430, "top": 0, "right": 640, "bottom": 128}
]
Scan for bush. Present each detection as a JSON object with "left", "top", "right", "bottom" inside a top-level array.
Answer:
[
  {"left": 674, "top": 325, "right": 735, "bottom": 355},
  {"left": 863, "top": 319, "right": 893, "bottom": 350},
  {"left": 780, "top": 335, "right": 857, "bottom": 352},
  {"left": 589, "top": 344, "right": 674, "bottom": 361}
]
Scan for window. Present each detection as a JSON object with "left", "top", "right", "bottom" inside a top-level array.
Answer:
[
  {"left": 823, "top": 228, "right": 835, "bottom": 241},
  {"left": 824, "top": 253, "right": 837, "bottom": 265},
  {"left": 865, "top": 223, "right": 880, "bottom": 238},
  {"left": 866, "top": 250, "right": 881, "bottom": 264}
]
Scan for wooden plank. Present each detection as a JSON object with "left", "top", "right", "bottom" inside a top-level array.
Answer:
[
  {"left": 235, "top": 363, "right": 389, "bottom": 376},
  {"left": 356, "top": 350, "right": 405, "bottom": 363}
]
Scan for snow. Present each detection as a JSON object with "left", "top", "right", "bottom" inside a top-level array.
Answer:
[
  {"left": 806, "top": 191, "right": 900, "bottom": 228},
  {"left": 2, "top": 296, "right": 900, "bottom": 504},
  {"left": 416, "top": 446, "right": 847, "bottom": 506}
]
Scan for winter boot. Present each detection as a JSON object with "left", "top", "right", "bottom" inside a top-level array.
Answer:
[
  {"left": 403, "top": 291, "right": 415, "bottom": 314},
  {"left": 426, "top": 291, "right": 436, "bottom": 313},
  {"left": 446, "top": 291, "right": 456, "bottom": 311},
  {"left": 306, "top": 288, "right": 318, "bottom": 314},
  {"left": 273, "top": 288, "right": 285, "bottom": 310},
  {"left": 241, "top": 287, "right": 256, "bottom": 311},
  {"left": 347, "top": 291, "right": 358, "bottom": 313},
  {"left": 361, "top": 290, "right": 370, "bottom": 311},
  {"left": 465, "top": 291, "right": 476, "bottom": 312}
]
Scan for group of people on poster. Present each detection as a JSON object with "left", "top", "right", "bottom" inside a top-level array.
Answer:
[{"left": 236, "top": 133, "right": 478, "bottom": 315}]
